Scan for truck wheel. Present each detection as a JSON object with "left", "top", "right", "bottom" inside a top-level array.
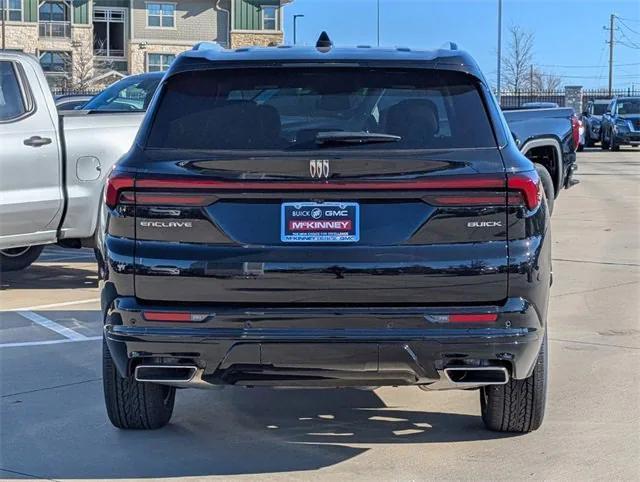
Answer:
[
  {"left": 534, "top": 164, "right": 555, "bottom": 216},
  {"left": 0, "top": 245, "right": 44, "bottom": 272},
  {"left": 480, "top": 334, "right": 547, "bottom": 433},
  {"left": 103, "top": 337, "right": 176, "bottom": 429}
]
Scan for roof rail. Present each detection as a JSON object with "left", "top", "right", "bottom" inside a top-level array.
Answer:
[
  {"left": 192, "top": 41, "right": 225, "bottom": 51},
  {"left": 441, "top": 41, "right": 458, "bottom": 50}
]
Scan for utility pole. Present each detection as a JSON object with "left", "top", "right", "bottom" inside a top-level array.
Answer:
[
  {"left": 376, "top": 0, "right": 380, "bottom": 47},
  {"left": 2, "top": 0, "right": 6, "bottom": 50},
  {"left": 607, "top": 14, "right": 615, "bottom": 95},
  {"left": 496, "top": 0, "right": 502, "bottom": 100},
  {"left": 530, "top": 64, "right": 534, "bottom": 91},
  {"left": 293, "top": 14, "right": 304, "bottom": 45}
]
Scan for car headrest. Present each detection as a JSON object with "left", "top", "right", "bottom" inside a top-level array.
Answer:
[{"left": 383, "top": 99, "right": 439, "bottom": 147}]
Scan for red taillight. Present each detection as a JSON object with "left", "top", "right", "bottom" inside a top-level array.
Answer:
[
  {"left": 104, "top": 172, "right": 134, "bottom": 209},
  {"left": 507, "top": 171, "right": 542, "bottom": 210},
  {"left": 143, "top": 311, "right": 208, "bottom": 322},
  {"left": 570, "top": 114, "right": 580, "bottom": 151},
  {"left": 449, "top": 313, "right": 498, "bottom": 323},
  {"left": 135, "top": 176, "right": 506, "bottom": 191}
]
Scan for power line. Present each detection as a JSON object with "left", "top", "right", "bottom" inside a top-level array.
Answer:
[
  {"left": 537, "top": 61, "right": 640, "bottom": 68},
  {"left": 617, "top": 17, "right": 640, "bottom": 35}
]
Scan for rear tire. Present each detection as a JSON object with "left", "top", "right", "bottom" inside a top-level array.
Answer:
[
  {"left": 480, "top": 334, "right": 547, "bottom": 433},
  {"left": 0, "top": 245, "right": 44, "bottom": 272},
  {"left": 103, "top": 337, "right": 176, "bottom": 429},
  {"left": 609, "top": 135, "right": 620, "bottom": 151},
  {"left": 534, "top": 164, "right": 555, "bottom": 216}
]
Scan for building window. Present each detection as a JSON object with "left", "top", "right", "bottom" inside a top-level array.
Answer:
[
  {"left": 147, "top": 3, "right": 175, "bottom": 28},
  {"left": 147, "top": 53, "right": 175, "bottom": 72},
  {"left": 39, "top": 1, "right": 70, "bottom": 22},
  {"left": 2, "top": 0, "right": 23, "bottom": 21},
  {"left": 39, "top": 51, "right": 69, "bottom": 73},
  {"left": 94, "top": 7, "right": 126, "bottom": 58},
  {"left": 261, "top": 6, "right": 277, "bottom": 30}
]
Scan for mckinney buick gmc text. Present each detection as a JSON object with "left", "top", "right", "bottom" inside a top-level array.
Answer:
[{"left": 99, "top": 35, "right": 551, "bottom": 433}]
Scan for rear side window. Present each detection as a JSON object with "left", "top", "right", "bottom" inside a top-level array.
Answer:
[
  {"left": 146, "top": 68, "right": 497, "bottom": 151},
  {"left": 0, "top": 61, "right": 27, "bottom": 122}
]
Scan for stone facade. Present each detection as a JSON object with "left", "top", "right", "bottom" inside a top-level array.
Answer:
[
  {"left": 128, "top": 42, "right": 193, "bottom": 74},
  {"left": 230, "top": 31, "right": 283, "bottom": 48},
  {"left": 3, "top": 23, "right": 39, "bottom": 54},
  {"left": 564, "top": 85, "right": 584, "bottom": 114}
]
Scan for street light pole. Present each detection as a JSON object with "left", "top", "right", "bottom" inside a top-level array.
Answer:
[
  {"left": 293, "top": 14, "right": 304, "bottom": 45},
  {"left": 496, "top": 0, "right": 502, "bottom": 100}
]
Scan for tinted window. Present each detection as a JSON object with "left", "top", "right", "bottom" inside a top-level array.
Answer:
[
  {"left": 616, "top": 99, "right": 640, "bottom": 115},
  {"left": 0, "top": 61, "right": 27, "bottom": 121},
  {"left": 592, "top": 103, "right": 607, "bottom": 115},
  {"left": 146, "top": 68, "right": 496, "bottom": 151},
  {"left": 83, "top": 74, "right": 161, "bottom": 111}
]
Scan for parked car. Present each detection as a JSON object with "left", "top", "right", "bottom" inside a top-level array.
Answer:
[
  {"left": 582, "top": 99, "right": 610, "bottom": 147},
  {"left": 100, "top": 38, "right": 551, "bottom": 433},
  {"left": 81, "top": 72, "right": 163, "bottom": 112},
  {"left": 600, "top": 97, "right": 640, "bottom": 150},
  {"left": 54, "top": 94, "right": 94, "bottom": 111},
  {"left": 0, "top": 52, "right": 154, "bottom": 271},
  {"left": 503, "top": 106, "right": 580, "bottom": 214},
  {"left": 519, "top": 101, "right": 560, "bottom": 109}
]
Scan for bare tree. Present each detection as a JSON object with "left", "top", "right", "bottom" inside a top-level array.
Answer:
[
  {"left": 62, "top": 39, "right": 113, "bottom": 91},
  {"left": 531, "top": 68, "right": 562, "bottom": 92},
  {"left": 502, "top": 25, "right": 535, "bottom": 92}
]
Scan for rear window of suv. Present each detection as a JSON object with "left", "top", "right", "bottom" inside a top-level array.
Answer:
[{"left": 146, "top": 68, "right": 497, "bottom": 151}]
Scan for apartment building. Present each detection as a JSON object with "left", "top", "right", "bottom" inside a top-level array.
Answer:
[{"left": 1, "top": 0, "right": 292, "bottom": 88}]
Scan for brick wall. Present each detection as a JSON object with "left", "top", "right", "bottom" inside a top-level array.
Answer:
[{"left": 230, "top": 31, "right": 283, "bottom": 48}]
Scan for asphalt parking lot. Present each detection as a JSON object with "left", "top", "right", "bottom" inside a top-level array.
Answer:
[{"left": 1, "top": 147, "right": 639, "bottom": 481}]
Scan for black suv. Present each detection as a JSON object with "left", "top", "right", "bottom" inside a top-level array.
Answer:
[
  {"left": 99, "top": 38, "right": 551, "bottom": 433},
  {"left": 600, "top": 97, "right": 640, "bottom": 150}
]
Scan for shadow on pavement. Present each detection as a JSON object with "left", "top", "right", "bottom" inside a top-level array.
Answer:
[
  {"left": 0, "top": 263, "right": 98, "bottom": 290},
  {"left": 1, "top": 384, "right": 517, "bottom": 479}
]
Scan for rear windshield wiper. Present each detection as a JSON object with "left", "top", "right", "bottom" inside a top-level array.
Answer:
[{"left": 315, "top": 131, "right": 401, "bottom": 146}]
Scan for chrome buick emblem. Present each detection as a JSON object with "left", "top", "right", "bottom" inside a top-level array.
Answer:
[{"left": 309, "top": 159, "right": 330, "bottom": 179}]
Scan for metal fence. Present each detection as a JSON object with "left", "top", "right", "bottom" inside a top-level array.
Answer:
[
  {"left": 582, "top": 87, "right": 639, "bottom": 102},
  {"left": 50, "top": 88, "right": 102, "bottom": 97},
  {"left": 499, "top": 91, "right": 565, "bottom": 110}
]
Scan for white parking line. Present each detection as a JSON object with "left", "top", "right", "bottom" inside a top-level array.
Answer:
[
  {"left": 17, "top": 311, "right": 89, "bottom": 341},
  {"left": 0, "top": 298, "right": 100, "bottom": 312},
  {"left": 0, "top": 337, "right": 101, "bottom": 348}
]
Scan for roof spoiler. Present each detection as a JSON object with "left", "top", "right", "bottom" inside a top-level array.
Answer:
[
  {"left": 441, "top": 41, "right": 458, "bottom": 50},
  {"left": 192, "top": 41, "right": 225, "bottom": 52}
]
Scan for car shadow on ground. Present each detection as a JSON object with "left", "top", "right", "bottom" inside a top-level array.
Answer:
[
  {"left": 1, "top": 384, "right": 519, "bottom": 479},
  {"left": 0, "top": 263, "right": 98, "bottom": 290}
]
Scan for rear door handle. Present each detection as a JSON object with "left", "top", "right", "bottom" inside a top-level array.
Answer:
[{"left": 23, "top": 136, "right": 52, "bottom": 147}]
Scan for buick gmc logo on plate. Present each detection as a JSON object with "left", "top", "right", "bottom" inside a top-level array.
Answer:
[{"left": 281, "top": 202, "right": 359, "bottom": 243}]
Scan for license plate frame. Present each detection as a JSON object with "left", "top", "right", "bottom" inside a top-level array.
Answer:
[{"left": 281, "top": 202, "right": 360, "bottom": 243}]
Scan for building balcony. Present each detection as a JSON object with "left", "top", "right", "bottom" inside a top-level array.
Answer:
[{"left": 39, "top": 21, "right": 71, "bottom": 38}]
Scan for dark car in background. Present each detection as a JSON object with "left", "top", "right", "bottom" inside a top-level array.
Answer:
[
  {"left": 502, "top": 107, "right": 579, "bottom": 214},
  {"left": 54, "top": 94, "right": 94, "bottom": 111},
  {"left": 81, "top": 72, "right": 164, "bottom": 112},
  {"left": 582, "top": 99, "right": 610, "bottom": 147},
  {"left": 99, "top": 40, "right": 551, "bottom": 434},
  {"left": 600, "top": 97, "right": 640, "bottom": 150}
]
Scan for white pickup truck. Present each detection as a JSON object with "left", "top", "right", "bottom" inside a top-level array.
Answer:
[{"left": 0, "top": 52, "right": 160, "bottom": 271}]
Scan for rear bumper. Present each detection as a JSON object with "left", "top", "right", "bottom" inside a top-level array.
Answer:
[
  {"left": 615, "top": 131, "right": 640, "bottom": 145},
  {"left": 104, "top": 297, "right": 545, "bottom": 388}
]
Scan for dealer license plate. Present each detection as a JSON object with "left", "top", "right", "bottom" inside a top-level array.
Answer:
[{"left": 281, "top": 202, "right": 360, "bottom": 243}]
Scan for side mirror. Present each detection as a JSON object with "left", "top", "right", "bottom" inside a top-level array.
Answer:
[{"left": 511, "top": 131, "right": 521, "bottom": 148}]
